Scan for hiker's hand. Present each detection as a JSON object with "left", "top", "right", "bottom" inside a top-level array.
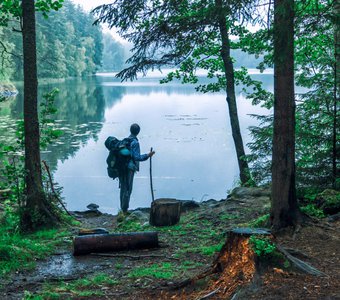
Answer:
[{"left": 148, "top": 150, "right": 155, "bottom": 158}]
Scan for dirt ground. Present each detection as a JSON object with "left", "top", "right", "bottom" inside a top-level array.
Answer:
[{"left": 1, "top": 187, "right": 339, "bottom": 300}]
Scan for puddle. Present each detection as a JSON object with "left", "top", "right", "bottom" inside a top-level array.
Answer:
[{"left": 35, "top": 253, "right": 113, "bottom": 278}]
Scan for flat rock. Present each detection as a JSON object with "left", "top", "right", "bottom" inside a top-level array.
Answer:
[{"left": 230, "top": 187, "right": 271, "bottom": 199}]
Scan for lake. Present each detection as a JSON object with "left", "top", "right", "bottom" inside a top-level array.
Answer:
[{"left": 1, "top": 71, "right": 272, "bottom": 214}]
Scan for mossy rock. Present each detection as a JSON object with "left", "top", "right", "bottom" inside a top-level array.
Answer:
[{"left": 316, "top": 189, "right": 340, "bottom": 215}]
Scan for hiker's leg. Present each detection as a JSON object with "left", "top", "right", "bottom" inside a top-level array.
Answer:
[
  {"left": 123, "top": 170, "right": 135, "bottom": 211},
  {"left": 119, "top": 173, "right": 129, "bottom": 212}
]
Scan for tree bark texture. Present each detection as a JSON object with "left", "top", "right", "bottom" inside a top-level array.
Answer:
[
  {"left": 333, "top": 0, "right": 339, "bottom": 189},
  {"left": 73, "top": 232, "right": 159, "bottom": 255},
  {"left": 215, "top": 0, "right": 251, "bottom": 185},
  {"left": 21, "top": 0, "right": 52, "bottom": 229},
  {"left": 271, "top": 0, "right": 299, "bottom": 230},
  {"left": 149, "top": 198, "right": 181, "bottom": 226}
]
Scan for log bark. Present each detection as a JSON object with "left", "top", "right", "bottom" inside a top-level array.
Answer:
[
  {"left": 73, "top": 231, "right": 159, "bottom": 255},
  {"left": 149, "top": 198, "right": 181, "bottom": 226}
]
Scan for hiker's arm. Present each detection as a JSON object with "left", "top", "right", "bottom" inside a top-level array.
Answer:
[{"left": 130, "top": 140, "right": 149, "bottom": 161}]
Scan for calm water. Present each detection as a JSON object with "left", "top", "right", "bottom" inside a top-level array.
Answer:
[{"left": 1, "top": 71, "right": 273, "bottom": 214}]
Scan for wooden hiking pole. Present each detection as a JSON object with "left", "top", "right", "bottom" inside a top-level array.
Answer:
[{"left": 149, "top": 147, "right": 155, "bottom": 202}]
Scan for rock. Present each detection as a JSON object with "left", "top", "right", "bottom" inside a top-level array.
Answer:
[
  {"left": 180, "top": 200, "right": 200, "bottom": 212},
  {"left": 87, "top": 203, "right": 99, "bottom": 211},
  {"left": 327, "top": 212, "right": 340, "bottom": 222},
  {"left": 0, "top": 83, "right": 18, "bottom": 99},
  {"left": 315, "top": 189, "right": 340, "bottom": 215},
  {"left": 125, "top": 210, "right": 149, "bottom": 223},
  {"left": 71, "top": 210, "right": 102, "bottom": 217},
  {"left": 230, "top": 187, "right": 271, "bottom": 199}
]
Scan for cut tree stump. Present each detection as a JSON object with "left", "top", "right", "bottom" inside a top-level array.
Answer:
[
  {"left": 73, "top": 231, "right": 159, "bottom": 255},
  {"left": 170, "top": 228, "right": 273, "bottom": 299},
  {"left": 149, "top": 198, "right": 181, "bottom": 226},
  {"left": 170, "top": 227, "right": 326, "bottom": 299}
]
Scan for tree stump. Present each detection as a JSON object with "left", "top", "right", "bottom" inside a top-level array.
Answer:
[
  {"left": 172, "top": 227, "right": 325, "bottom": 299},
  {"left": 149, "top": 198, "right": 181, "bottom": 226},
  {"left": 172, "top": 228, "right": 273, "bottom": 299},
  {"left": 73, "top": 231, "right": 159, "bottom": 255}
]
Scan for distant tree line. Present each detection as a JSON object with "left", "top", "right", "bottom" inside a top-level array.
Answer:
[{"left": 0, "top": 0, "right": 126, "bottom": 81}]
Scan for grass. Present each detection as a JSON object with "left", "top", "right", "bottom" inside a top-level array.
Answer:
[
  {"left": 128, "top": 262, "right": 175, "bottom": 279},
  {"left": 24, "top": 273, "right": 118, "bottom": 299},
  {"left": 248, "top": 214, "right": 270, "bottom": 228},
  {"left": 0, "top": 224, "right": 71, "bottom": 276},
  {"left": 128, "top": 261, "right": 204, "bottom": 280},
  {"left": 176, "top": 242, "right": 224, "bottom": 257}
]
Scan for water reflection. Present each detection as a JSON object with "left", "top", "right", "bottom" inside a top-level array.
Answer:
[{"left": 1, "top": 73, "right": 273, "bottom": 214}]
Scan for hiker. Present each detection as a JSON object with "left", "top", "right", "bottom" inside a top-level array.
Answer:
[{"left": 119, "top": 123, "right": 155, "bottom": 213}]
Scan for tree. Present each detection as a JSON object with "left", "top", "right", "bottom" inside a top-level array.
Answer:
[
  {"left": 245, "top": 0, "right": 338, "bottom": 192},
  {"left": 93, "top": 0, "right": 257, "bottom": 185},
  {"left": 271, "top": 0, "right": 299, "bottom": 230},
  {"left": 101, "top": 33, "right": 125, "bottom": 72},
  {"left": 1, "top": 0, "right": 103, "bottom": 80},
  {"left": 0, "top": 0, "right": 64, "bottom": 230},
  {"left": 334, "top": 0, "right": 339, "bottom": 189}
]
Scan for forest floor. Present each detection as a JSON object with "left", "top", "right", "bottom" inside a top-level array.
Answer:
[{"left": 1, "top": 187, "right": 339, "bottom": 300}]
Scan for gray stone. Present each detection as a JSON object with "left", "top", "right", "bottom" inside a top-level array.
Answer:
[
  {"left": 126, "top": 210, "right": 149, "bottom": 223},
  {"left": 230, "top": 187, "right": 271, "bottom": 199}
]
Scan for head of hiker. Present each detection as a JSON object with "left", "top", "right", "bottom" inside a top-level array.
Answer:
[
  {"left": 130, "top": 123, "right": 140, "bottom": 136},
  {"left": 117, "top": 124, "right": 155, "bottom": 214}
]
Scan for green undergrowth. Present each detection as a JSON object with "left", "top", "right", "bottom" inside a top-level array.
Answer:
[
  {"left": 248, "top": 214, "right": 270, "bottom": 228},
  {"left": 0, "top": 223, "right": 71, "bottom": 276},
  {"left": 115, "top": 212, "right": 229, "bottom": 259},
  {"left": 23, "top": 273, "right": 118, "bottom": 299},
  {"left": 128, "top": 261, "right": 204, "bottom": 280}
]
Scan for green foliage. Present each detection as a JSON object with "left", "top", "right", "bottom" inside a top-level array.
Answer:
[
  {"left": 0, "top": 0, "right": 103, "bottom": 80},
  {"left": 300, "top": 204, "right": 325, "bottom": 218},
  {"left": 248, "top": 214, "right": 270, "bottom": 228},
  {"left": 128, "top": 262, "right": 174, "bottom": 279},
  {"left": 249, "top": 236, "right": 276, "bottom": 257},
  {"left": 100, "top": 33, "right": 126, "bottom": 72},
  {"left": 245, "top": 0, "right": 338, "bottom": 190},
  {"left": 299, "top": 189, "right": 339, "bottom": 218},
  {"left": 24, "top": 273, "right": 117, "bottom": 299},
  {"left": 0, "top": 0, "right": 64, "bottom": 25},
  {"left": 39, "top": 88, "right": 64, "bottom": 149},
  {"left": 317, "top": 190, "right": 340, "bottom": 214},
  {"left": 0, "top": 89, "right": 67, "bottom": 231},
  {"left": 128, "top": 261, "right": 204, "bottom": 279},
  {"left": 0, "top": 226, "right": 70, "bottom": 275}
]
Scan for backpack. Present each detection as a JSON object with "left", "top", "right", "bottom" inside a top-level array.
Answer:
[{"left": 104, "top": 136, "right": 132, "bottom": 179}]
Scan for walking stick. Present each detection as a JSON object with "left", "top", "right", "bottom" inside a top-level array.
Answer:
[{"left": 149, "top": 147, "right": 155, "bottom": 203}]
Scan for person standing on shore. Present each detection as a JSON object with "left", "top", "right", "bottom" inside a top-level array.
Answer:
[{"left": 119, "top": 123, "right": 155, "bottom": 213}]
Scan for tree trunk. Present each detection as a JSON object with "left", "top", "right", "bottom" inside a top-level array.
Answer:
[
  {"left": 333, "top": 0, "right": 339, "bottom": 189},
  {"left": 21, "top": 0, "right": 57, "bottom": 230},
  {"left": 73, "top": 231, "right": 159, "bottom": 255},
  {"left": 215, "top": 0, "right": 252, "bottom": 185},
  {"left": 271, "top": 0, "right": 299, "bottom": 230},
  {"left": 149, "top": 198, "right": 181, "bottom": 226}
]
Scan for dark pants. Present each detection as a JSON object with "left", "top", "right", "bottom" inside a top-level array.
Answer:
[{"left": 119, "top": 169, "right": 135, "bottom": 212}]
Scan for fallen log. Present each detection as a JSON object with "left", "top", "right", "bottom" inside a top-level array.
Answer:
[
  {"left": 73, "top": 231, "right": 159, "bottom": 255},
  {"left": 149, "top": 198, "right": 181, "bottom": 226}
]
